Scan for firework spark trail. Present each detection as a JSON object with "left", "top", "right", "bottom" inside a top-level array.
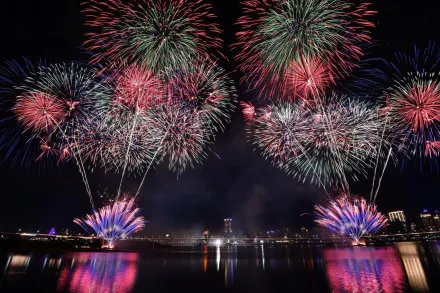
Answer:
[
  {"left": 82, "top": 0, "right": 222, "bottom": 73},
  {"left": 113, "top": 65, "right": 163, "bottom": 198},
  {"left": 74, "top": 197, "right": 146, "bottom": 248},
  {"left": 372, "top": 147, "right": 392, "bottom": 202},
  {"left": 135, "top": 128, "right": 169, "bottom": 198},
  {"left": 314, "top": 193, "right": 388, "bottom": 245}
]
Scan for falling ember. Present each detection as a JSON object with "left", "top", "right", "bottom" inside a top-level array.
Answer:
[
  {"left": 314, "top": 193, "right": 388, "bottom": 245},
  {"left": 13, "top": 91, "right": 65, "bottom": 133},
  {"left": 74, "top": 197, "right": 146, "bottom": 248}
]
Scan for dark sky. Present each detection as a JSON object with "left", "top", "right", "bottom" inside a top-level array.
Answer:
[{"left": 0, "top": 0, "right": 440, "bottom": 235}]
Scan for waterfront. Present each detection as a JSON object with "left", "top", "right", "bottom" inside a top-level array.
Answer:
[{"left": 1, "top": 242, "right": 440, "bottom": 292}]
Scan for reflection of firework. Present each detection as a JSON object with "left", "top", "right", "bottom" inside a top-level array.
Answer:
[
  {"left": 315, "top": 193, "right": 388, "bottom": 245},
  {"left": 83, "top": 0, "right": 222, "bottom": 72},
  {"left": 244, "top": 95, "right": 385, "bottom": 188},
  {"left": 235, "top": 0, "right": 376, "bottom": 95},
  {"left": 57, "top": 252, "right": 139, "bottom": 293},
  {"left": 324, "top": 247, "right": 405, "bottom": 293},
  {"left": 74, "top": 197, "right": 146, "bottom": 248}
]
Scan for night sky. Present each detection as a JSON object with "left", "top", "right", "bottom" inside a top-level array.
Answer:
[{"left": 0, "top": 0, "right": 439, "bottom": 235}]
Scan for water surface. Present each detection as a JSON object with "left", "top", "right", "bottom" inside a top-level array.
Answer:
[{"left": 1, "top": 242, "right": 440, "bottom": 292}]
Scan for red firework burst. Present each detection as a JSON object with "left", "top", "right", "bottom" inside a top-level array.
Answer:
[
  {"left": 13, "top": 91, "right": 66, "bottom": 133},
  {"left": 240, "top": 101, "right": 255, "bottom": 122},
  {"left": 114, "top": 65, "right": 163, "bottom": 110},
  {"left": 285, "top": 56, "right": 335, "bottom": 100},
  {"left": 391, "top": 81, "right": 440, "bottom": 131}
]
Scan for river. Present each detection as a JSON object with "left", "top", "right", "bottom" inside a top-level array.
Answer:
[{"left": 1, "top": 241, "right": 440, "bottom": 292}]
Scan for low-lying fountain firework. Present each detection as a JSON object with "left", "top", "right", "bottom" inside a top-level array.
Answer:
[
  {"left": 314, "top": 193, "right": 388, "bottom": 245},
  {"left": 74, "top": 197, "right": 146, "bottom": 249}
]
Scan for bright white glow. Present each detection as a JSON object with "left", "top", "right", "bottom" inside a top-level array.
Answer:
[
  {"left": 215, "top": 239, "right": 222, "bottom": 246},
  {"left": 260, "top": 240, "right": 264, "bottom": 244}
]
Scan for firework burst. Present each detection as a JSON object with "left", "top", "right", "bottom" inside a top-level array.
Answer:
[
  {"left": 83, "top": 0, "right": 222, "bottom": 73},
  {"left": 244, "top": 94, "right": 386, "bottom": 189},
  {"left": 165, "top": 60, "right": 237, "bottom": 131},
  {"left": 285, "top": 56, "right": 335, "bottom": 101},
  {"left": 314, "top": 193, "right": 388, "bottom": 245},
  {"left": 74, "top": 197, "right": 146, "bottom": 249},
  {"left": 114, "top": 64, "right": 164, "bottom": 110},
  {"left": 13, "top": 91, "right": 65, "bottom": 133},
  {"left": 149, "top": 102, "right": 209, "bottom": 174},
  {"left": 235, "top": 0, "right": 375, "bottom": 96},
  {"left": 384, "top": 44, "right": 440, "bottom": 163}
]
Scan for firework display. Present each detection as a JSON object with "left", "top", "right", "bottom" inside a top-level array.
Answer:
[
  {"left": 244, "top": 94, "right": 386, "bottom": 189},
  {"left": 235, "top": 0, "right": 376, "bottom": 96},
  {"left": 74, "top": 197, "right": 146, "bottom": 248},
  {"left": 82, "top": 0, "right": 222, "bottom": 73},
  {"left": 314, "top": 193, "right": 388, "bottom": 245},
  {"left": 384, "top": 45, "right": 440, "bottom": 163}
]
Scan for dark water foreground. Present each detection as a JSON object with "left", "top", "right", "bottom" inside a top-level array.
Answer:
[{"left": 1, "top": 242, "right": 440, "bottom": 293}]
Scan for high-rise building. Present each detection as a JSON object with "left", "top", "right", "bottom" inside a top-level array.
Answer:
[
  {"left": 433, "top": 211, "right": 440, "bottom": 230},
  {"left": 410, "top": 223, "right": 417, "bottom": 233},
  {"left": 388, "top": 211, "right": 407, "bottom": 233},
  {"left": 420, "top": 210, "right": 436, "bottom": 232},
  {"left": 224, "top": 218, "right": 232, "bottom": 233}
]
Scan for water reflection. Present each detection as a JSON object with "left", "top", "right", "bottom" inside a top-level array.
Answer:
[
  {"left": 57, "top": 252, "right": 139, "bottom": 293},
  {"left": 324, "top": 247, "right": 406, "bottom": 293},
  {"left": 396, "top": 242, "right": 430, "bottom": 292},
  {"left": 3, "top": 254, "right": 31, "bottom": 274},
  {"left": 4, "top": 243, "right": 440, "bottom": 292}
]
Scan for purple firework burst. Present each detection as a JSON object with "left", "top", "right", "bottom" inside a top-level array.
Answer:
[
  {"left": 74, "top": 197, "right": 146, "bottom": 248},
  {"left": 314, "top": 194, "right": 388, "bottom": 245}
]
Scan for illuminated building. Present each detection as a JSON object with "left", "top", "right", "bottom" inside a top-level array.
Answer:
[
  {"left": 433, "top": 211, "right": 440, "bottom": 230},
  {"left": 420, "top": 210, "right": 436, "bottom": 232},
  {"left": 388, "top": 211, "right": 407, "bottom": 233},
  {"left": 224, "top": 218, "right": 232, "bottom": 234},
  {"left": 410, "top": 223, "right": 417, "bottom": 233}
]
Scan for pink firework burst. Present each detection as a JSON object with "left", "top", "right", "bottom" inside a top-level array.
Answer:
[
  {"left": 240, "top": 101, "right": 256, "bottom": 122},
  {"left": 285, "top": 56, "right": 335, "bottom": 101},
  {"left": 114, "top": 64, "right": 163, "bottom": 110},
  {"left": 13, "top": 91, "right": 66, "bottom": 133},
  {"left": 390, "top": 80, "right": 440, "bottom": 131}
]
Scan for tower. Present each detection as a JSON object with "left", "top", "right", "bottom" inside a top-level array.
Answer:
[{"left": 224, "top": 218, "right": 232, "bottom": 234}]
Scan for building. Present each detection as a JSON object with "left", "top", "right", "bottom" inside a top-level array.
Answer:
[
  {"left": 433, "top": 211, "right": 440, "bottom": 230},
  {"left": 388, "top": 211, "right": 407, "bottom": 233},
  {"left": 420, "top": 210, "right": 436, "bottom": 232},
  {"left": 410, "top": 223, "right": 417, "bottom": 233},
  {"left": 224, "top": 218, "right": 232, "bottom": 234}
]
